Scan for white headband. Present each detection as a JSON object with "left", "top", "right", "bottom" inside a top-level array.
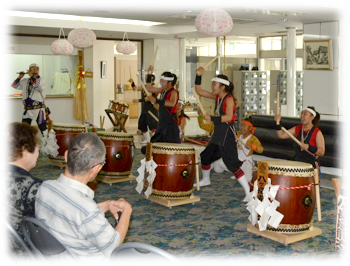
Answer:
[
  {"left": 211, "top": 77, "right": 230, "bottom": 86},
  {"left": 160, "top": 75, "right": 174, "bottom": 81},
  {"left": 29, "top": 63, "right": 39, "bottom": 68},
  {"left": 304, "top": 107, "right": 316, "bottom": 116}
]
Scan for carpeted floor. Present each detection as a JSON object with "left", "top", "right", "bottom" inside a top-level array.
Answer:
[{"left": 30, "top": 148, "right": 340, "bottom": 262}]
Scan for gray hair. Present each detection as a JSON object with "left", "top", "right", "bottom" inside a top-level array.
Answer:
[{"left": 66, "top": 133, "right": 106, "bottom": 176}]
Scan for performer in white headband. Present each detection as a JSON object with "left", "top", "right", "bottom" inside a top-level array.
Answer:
[
  {"left": 193, "top": 66, "right": 251, "bottom": 202},
  {"left": 140, "top": 65, "right": 180, "bottom": 154},
  {"left": 274, "top": 106, "right": 325, "bottom": 177}
]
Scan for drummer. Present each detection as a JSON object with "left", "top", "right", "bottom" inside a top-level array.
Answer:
[
  {"left": 274, "top": 106, "right": 325, "bottom": 175},
  {"left": 140, "top": 65, "right": 180, "bottom": 154},
  {"left": 193, "top": 66, "right": 250, "bottom": 202},
  {"left": 130, "top": 75, "right": 159, "bottom": 144}
]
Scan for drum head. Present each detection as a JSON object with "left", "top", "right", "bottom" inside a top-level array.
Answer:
[
  {"left": 152, "top": 142, "right": 195, "bottom": 154},
  {"left": 259, "top": 159, "right": 314, "bottom": 177},
  {"left": 97, "top": 131, "right": 134, "bottom": 141},
  {"left": 53, "top": 123, "right": 87, "bottom": 131}
]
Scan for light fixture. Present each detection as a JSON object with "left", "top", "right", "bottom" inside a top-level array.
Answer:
[
  {"left": 195, "top": 8, "right": 233, "bottom": 37},
  {"left": 51, "top": 28, "right": 74, "bottom": 55},
  {"left": 116, "top": 32, "right": 137, "bottom": 55}
]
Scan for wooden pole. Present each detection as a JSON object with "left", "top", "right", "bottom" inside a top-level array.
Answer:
[
  {"left": 314, "top": 169, "right": 322, "bottom": 221},
  {"left": 276, "top": 73, "right": 281, "bottom": 125},
  {"left": 191, "top": 88, "right": 207, "bottom": 115},
  {"left": 195, "top": 150, "right": 200, "bottom": 191},
  {"left": 196, "top": 55, "right": 220, "bottom": 75},
  {"left": 148, "top": 110, "right": 159, "bottom": 122}
]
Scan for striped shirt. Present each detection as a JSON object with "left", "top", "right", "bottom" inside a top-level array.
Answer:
[{"left": 35, "top": 174, "right": 120, "bottom": 260}]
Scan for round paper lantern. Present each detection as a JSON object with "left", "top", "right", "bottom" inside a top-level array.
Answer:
[
  {"left": 51, "top": 39, "right": 74, "bottom": 55},
  {"left": 68, "top": 28, "right": 96, "bottom": 48},
  {"left": 116, "top": 41, "right": 137, "bottom": 55},
  {"left": 195, "top": 8, "right": 233, "bottom": 37}
]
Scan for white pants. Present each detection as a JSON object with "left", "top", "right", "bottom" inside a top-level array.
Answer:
[{"left": 212, "top": 157, "right": 254, "bottom": 182}]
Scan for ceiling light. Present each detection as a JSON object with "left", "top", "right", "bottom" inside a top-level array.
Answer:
[{"left": 280, "top": 19, "right": 288, "bottom": 22}]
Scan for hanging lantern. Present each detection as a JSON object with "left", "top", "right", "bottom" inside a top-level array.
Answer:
[
  {"left": 68, "top": 28, "right": 96, "bottom": 48},
  {"left": 195, "top": 8, "right": 233, "bottom": 37},
  {"left": 51, "top": 28, "right": 74, "bottom": 55},
  {"left": 116, "top": 32, "right": 137, "bottom": 55}
]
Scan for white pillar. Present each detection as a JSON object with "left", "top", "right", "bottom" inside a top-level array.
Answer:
[
  {"left": 286, "top": 27, "right": 296, "bottom": 117},
  {"left": 178, "top": 38, "right": 186, "bottom": 101}
]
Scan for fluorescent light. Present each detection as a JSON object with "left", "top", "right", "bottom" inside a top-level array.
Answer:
[{"left": 8, "top": 11, "right": 165, "bottom": 26}]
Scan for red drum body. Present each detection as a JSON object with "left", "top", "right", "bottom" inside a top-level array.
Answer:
[
  {"left": 108, "top": 100, "right": 129, "bottom": 114},
  {"left": 151, "top": 143, "right": 196, "bottom": 199},
  {"left": 48, "top": 123, "right": 87, "bottom": 165},
  {"left": 252, "top": 160, "right": 316, "bottom": 233},
  {"left": 97, "top": 132, "right": 134, "bottom": 178}
]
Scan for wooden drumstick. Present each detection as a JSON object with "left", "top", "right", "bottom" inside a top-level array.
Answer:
[
  {"left": 314, "top": 169, "right": 322, "bottom": 221},
  {"left": 276, "top": 74, "right": 281, "bottom": 125},
  {"left": 148, "top": 110, "right": 159, "bottom": 122},
  {"left": 150, "top": 45, "right": 158, "bottom": 73},
  {"left": 129, "top": 65, "right": 132, "bottom": 81},
  {"left": 136, "top": 73, "right": 151, "bottom": 96},
  {"left": 194, "top": 150, "right": 200, "bottom": 191},
  {"left": 191, "top": 88, "right": 207, "bottom": 116},
  {"left": 197, "top": 55, "right": 220, "bottom": 75},
  {"left": 281, "top": 127, "right": 302, "bottom": 146}
]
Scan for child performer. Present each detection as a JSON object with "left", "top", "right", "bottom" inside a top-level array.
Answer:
[
  {"left": 140, "top": 65, "right": 180, "bottom": 154},
  {"left": 231, "top": 117, "right": 263, "bottom": 182},
  {"left": 130, "top": 75, "right": 159, "bottom": 144},
  {"left": 194, "top": 66, "right": 250, "bottom": 202},
  {"left": 176, "top": 100, "right": 190, "bottom": 142}
]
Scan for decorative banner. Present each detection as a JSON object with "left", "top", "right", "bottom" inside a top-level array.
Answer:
[
  {"left": 116, "top": 32, "right": 137, "bottom": 55},
  {"left": 51, "top": 28, "right": 74, "bottom": 55},
  {"left": 135, "top": 157, "right": 158, "bottom": 198},
  {"left": 41, "top": 129, "right": 59, "bottom": 157},
  {"left": 195, "top": 8, "right": 233, "bottom": 37},
  {"left": 68, "top": 28, "right": 96, "bottom": 48}
]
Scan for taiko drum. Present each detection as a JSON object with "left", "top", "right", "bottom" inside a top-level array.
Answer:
[
  {"left": 97, "top": 131, "right": 134, "bottom": 178},
  {"left": 108, "top": 100, "right": 129, "bottom": 114},
  {"left": 151, "top": 143, "right": 196, "bottom": 199},
  {"left": 251, "top": 160, "right": 316, "bottom": 233}
]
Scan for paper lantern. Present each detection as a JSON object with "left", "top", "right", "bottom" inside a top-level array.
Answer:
[
  {"left": 51, "top": 39, "right": 74, "bottom": 55},
  {"left": 68, "top": 28, "right": 96, "bottom": 48},
  {"left": 116, "top": 32, "right": 137, "bottom": 55},
  {"left": 51, "top": 28, "right": 74, "bottom": 55},
  {"left": 195, "top": 8, "right": 233, "bottom": 37}
]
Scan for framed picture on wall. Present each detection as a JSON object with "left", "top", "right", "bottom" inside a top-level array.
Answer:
[
  {"left": 101, "top": 61, "right": 107, "bottom": 78},
  {"left": 304, "top": 39, "right": 333, "bottom": 70}
]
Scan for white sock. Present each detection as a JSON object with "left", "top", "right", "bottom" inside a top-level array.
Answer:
[
  {"left": 237, "top": 175, "right": 250, "bottom": 202},
  {"left": 141, "top": 132, "right": 150, "bottom": 143},
  {"left": 193, "top": 169, "right": 211, "bottom": 187}
]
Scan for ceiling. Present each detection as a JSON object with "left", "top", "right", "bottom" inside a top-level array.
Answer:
[{"left": 6, "top": 1, "right": 341, "bottom": 45}]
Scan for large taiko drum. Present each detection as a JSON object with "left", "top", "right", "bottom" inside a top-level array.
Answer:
[
  {"left": 48, "top": 123, "right": 87, "bottom": 165},
  {"left": 151, "top": 143, "right": 196, "bottom": 199},
  {"left": 108, "top": 100, "right": 129, "bottom": 114},
  {"left": 97, "top": 131, "right": 134, "bottom": 178},
  {"left": 252, "top": 160, "right": 316, "bottom": 233}
]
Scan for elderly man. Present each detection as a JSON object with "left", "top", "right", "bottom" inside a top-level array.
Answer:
[
  {"left": 35, "top": 133, "right": 132, "bottom": 260},
  {"left": 11, "top": 63, "right": 47, "bottom": 134}
]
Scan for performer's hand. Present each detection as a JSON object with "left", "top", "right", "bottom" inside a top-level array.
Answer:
[
  {"left": 274, "top": 114, "right": 281, "bottom": 123},
  {"left": 196, "top": 67, "right": 204, "bottom": 76},
  {"left": 300, "top": 143, "right": 309, "bottom": 151},
  {"left": 148, "top": 65, "right": 154, "bottom": 74},
  {"left": 203, "top": 114, "right": 211, "bottom": 121},
  {"left": 198, "top": 109, "right": 203, "bottom": 115},
  {"left": 27, "top": 68, "right": 33, "bottom": 77},
  {"left": 132, "top": 99, "right": 138, "bottom": 103},
  {"left": 18, "top": 72, "right": 26, "bottom": 79},
  {"left": 128, "top": 78, "right": 134, "bottom": 83}
]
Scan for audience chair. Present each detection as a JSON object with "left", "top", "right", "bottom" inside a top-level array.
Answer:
[
  {"left": 21, "top": 217, "right": 73, "bottom": 259},
  {"left": 110, "top": 242, "right": 180, "bottom": 262},
  {"left": 6, "top": 220, "right": 36, "bottom": 258}
]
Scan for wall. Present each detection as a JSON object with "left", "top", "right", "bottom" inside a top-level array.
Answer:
[{"left": 303, "top": 21, "right": 341, "bottom": 119}]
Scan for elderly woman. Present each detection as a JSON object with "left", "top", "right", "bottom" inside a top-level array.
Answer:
[{"left": 7, "top": 122, "right": 43, "bottom": 245}]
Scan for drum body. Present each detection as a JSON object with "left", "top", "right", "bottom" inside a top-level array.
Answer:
[
  {"left": 48, "top": 123, "right": 87, "bottom": 164},
  {"left": 151, "top": 143, "right": 196, "bottom": 199},
  {"left": 97, "top": 132, "right": 134, "bottom": 178},
  {"left": 252, "top": 160, "right": 316, "bottom": 233},
  {"left": 108, "top": 100, "right": 129, "bottom": 114}
]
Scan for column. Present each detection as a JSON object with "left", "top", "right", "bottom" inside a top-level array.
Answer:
[
  {"left": 286, "top": 27, "right": 296, "bottom": 117},
  {"left": 178, "top": 38, "right": 186, "bottom": 101}
]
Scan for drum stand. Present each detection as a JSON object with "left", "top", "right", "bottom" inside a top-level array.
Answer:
[
  {"left": 247, "top": 224, "right": 322, "bottom": 245},
  {"left": 96, "top": 174, "right": 136, "bottom": 185},
  {"left": 105, "top": 109, "right": 128, "bottom": 133}
]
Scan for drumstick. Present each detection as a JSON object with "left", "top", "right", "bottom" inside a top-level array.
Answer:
[
  {"left": 281, "top": 127, "right": 302, "bottom": 146},
  {"left": 314, "top": 169, "right": 322, "bottom": 221},
  {"left": 194, "top": 150, "right": 200, "bottom": 191},
  {"left": 150, "top": 45, "right": 158, "bottom": 72},
  {"left": 184, "top": 137, "right": 207, "bottom": 147},
  {"left": 276, "top": 73, "right": 281, "bottom": 125},
  {"left": 136, "top": 73, "right": 151, "bottom": 96},
  {"left": 191, "top": 88, "right": 207, "bottom": 116},
  {"left": 197, "top": 55, "right": 220, "bottom": 75},
  {"left": 148, "top": 110, "right": 159, "bottom": 122}
]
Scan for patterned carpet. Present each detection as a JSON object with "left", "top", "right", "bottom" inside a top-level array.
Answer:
[{"left": 30, "top": 148, "right": 340, "bottom": 262}]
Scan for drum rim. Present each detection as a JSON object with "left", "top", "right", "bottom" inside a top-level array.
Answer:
[
  {"left": 97, "top": 131, "right": 133, "bottom": 137},
  {"left": 152, "top": 142, "right": 195, "bottom": 149},
  {"left": 53, "top": 123, "right": 87, "bottom": 128}
]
